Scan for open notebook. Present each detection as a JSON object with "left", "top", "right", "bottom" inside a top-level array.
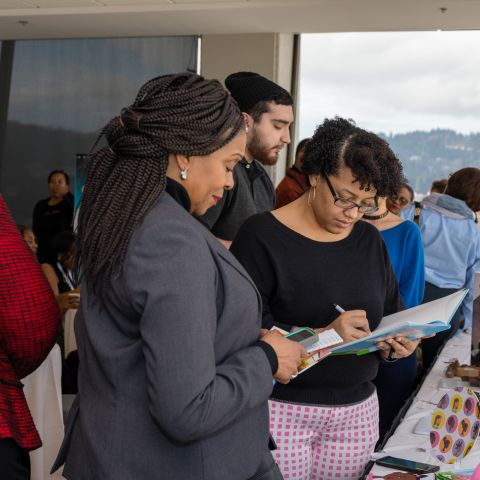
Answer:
[{"left": 331, "top": 289, "right": 468, "bottom": 355}]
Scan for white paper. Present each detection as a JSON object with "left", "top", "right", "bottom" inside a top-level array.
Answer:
[{"left": 307, "top": 328, "right": 343, "bottom": 352}]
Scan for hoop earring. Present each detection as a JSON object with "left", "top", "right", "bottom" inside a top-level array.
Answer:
[
  {"left": 307, "top": 186, "right": 316, "bottom": 206},
  {"left": 180, "top": 169, "right": 188, "bottom": 181}
]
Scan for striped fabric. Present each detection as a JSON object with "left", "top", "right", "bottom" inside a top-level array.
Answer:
[{"left": 0, "top": 195, "right": 60, "bottom": 450}]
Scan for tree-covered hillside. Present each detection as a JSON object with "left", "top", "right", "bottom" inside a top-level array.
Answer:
[{"left": 380, "top": 130, "right": 480, "bottom": 195}]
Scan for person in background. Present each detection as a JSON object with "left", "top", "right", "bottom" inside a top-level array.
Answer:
[
  {"left": 32, "top": 170, "right": 73, "bottom": 263},
  {"left": 52, "top": 73, "right": 303, "bottom": 480},
  {"left": 0, "top": 195, "right": 60, "bottom": 480},
  {"left": 363, "top": 196, "right": 425, "bottom": 441},
  {"left": 275, "top": 138, "right": 310, "bottom": 208},
  {"left": 232, "top": 117, "right": 422, "bottom": 480},
  {"left": 401, "top": 167, "right": 480, "bottom": 371},
  {"left": 386, "top": 182, "right": 414, "bottom": 215},
  {"left": 198, "top": 71, "right": 294, "bottom": 247},
  {"left": 17, "top": 225, "right": 38, "bottom": 256},
  {"left": 430, "top": 178, "right": 447, "bottom": 194},
  {"left": 41, "top": 231, "right": 79, "bottom": 314}
]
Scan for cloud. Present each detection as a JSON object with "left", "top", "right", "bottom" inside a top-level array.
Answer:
[{"left": 299, "top": 31, "right": 480, "bottom": 136}]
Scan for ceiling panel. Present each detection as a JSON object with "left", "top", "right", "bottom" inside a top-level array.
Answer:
[
  {"left": 101, "top": 0, "right": 172, "bottom": 5},
  {"left": 0, "top": 1, "right": 33, "bottom": 8},
  {"left": 172, "top": 0, "right": 243, "bottom": 3},
  {"left": 27, "top": 0, "right": 98, "bottom": 6},
  {"left": 0, "top": 0, "right": 479, "bottom": 39}
]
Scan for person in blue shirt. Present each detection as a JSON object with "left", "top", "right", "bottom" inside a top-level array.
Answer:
[
  {"left": 363, "top": 196, "right": 425, "bottom": 441},
  {"left": 401, "top": 167, "right": 480, "bottom": 370}
]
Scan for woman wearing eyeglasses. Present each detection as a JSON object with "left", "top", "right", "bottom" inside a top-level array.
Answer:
[
  {"left": 386, "top": 183, "right": 414, "bottom": 215},
  {"left": 231, "top": 117, "right": 421, "bottom": 480}
]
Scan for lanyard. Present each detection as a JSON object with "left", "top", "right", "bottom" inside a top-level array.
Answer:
[{"left": 56, "top": 261, "right": 75, "bottom": 291}]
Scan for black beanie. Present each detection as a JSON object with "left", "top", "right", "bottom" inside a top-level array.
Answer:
[{"left": 225, "top": 72, "right": 292, "bottom": 113}]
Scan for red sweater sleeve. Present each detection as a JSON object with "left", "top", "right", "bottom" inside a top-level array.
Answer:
[{"left": 0, "top": 195, "right": 60, "bottom": 379}]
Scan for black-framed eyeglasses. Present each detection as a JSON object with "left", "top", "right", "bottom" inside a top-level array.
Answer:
[
  {"left": 390, "top": 195, "right": 411, "bottom": 206},
  {"left": 322, "top": 171, "right": 379, "bottom": 214}
]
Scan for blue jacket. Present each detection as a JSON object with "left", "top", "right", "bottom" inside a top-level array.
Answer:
[{"left": 401, "top": 193, "right": 480, "bottom": 327}]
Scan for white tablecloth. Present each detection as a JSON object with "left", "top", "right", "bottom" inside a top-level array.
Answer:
[
  {"left": 63, "top": 309, "right": 77, "bottom": 358},
  {"left": 23, "top": 343, "right": 64, "bottom": 480},
  {"left": 369, "top": 330, "right": 480, "bottom": 478}
]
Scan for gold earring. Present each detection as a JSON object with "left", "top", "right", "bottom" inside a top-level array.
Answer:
[{"left": 307, "top": 186, "right": 316, "bottom": 206}]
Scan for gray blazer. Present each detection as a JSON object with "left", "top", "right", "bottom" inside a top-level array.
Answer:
[{"left": 55, "top": 193, "right": 274, "bottom": 480}]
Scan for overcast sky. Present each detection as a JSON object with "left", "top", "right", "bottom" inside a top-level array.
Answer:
[{"left": 298, "top": 31, "right": 480, "bottom": 138}]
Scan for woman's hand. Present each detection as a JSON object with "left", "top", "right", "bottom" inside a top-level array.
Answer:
[
  {"left": 260, "top": 330, "right": 305, "bottom": 384},
  {"left": 377, "top": 336, "right": 420, "bottom": 361},
  {"left": 324, "top": 310, "right": 371, "bottom": 343},
  {"left": 57, "top": 289, "right": 80, "bottom": 313}
]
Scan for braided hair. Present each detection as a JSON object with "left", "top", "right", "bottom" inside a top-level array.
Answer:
[
  {"left": 76, "top": 73, "right": 243, "bottom": 294},
  {"left": 302, "top": 117, "right": 405, "bottom": 198}
]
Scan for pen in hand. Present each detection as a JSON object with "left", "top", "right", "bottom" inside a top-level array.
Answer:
[
  {"left": 333, "top": 303, "right": 345, "bottom": 314},
  {"left": 333, "top": 303, "right": 372, "bottom": 341}
]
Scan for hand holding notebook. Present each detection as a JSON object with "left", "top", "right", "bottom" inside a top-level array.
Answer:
[
  {"left": 271, "top": 326, "right": 343, "bottom": 374},
  {"left": 331, "top": 289, "right": 468, "bottom": 355}
]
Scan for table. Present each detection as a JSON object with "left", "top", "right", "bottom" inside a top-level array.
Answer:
[
  {"left": 23, "top": 343, "right": 65, "bottom": 480},
  {"left": 63, "top": 309, "right": 77, "bottom": 358},
  {"left": 368, "top": 330, "right": 480, "bottom": 478}
]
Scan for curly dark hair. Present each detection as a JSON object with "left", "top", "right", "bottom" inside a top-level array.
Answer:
[
  {"left": 302, "top": 117, "right": 405, "bottom": 197},
  {"left": 76, "top": 73, "right": 243, "bottom": 294}
]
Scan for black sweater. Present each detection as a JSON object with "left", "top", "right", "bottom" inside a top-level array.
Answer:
[
  {"left": 32, "top": 193, "right": 73, "bottom": 263},
  {"left": 231, "top": 213, "right": 403, "bottom": 406}
]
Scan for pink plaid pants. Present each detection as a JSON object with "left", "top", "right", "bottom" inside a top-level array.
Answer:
[{"left": 269, "top": 392, "right": 379, "bottom": 480}]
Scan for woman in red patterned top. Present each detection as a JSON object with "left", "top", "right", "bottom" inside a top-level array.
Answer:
[{"left": 0, "top": 195, "right": 60, "bottom": 479}]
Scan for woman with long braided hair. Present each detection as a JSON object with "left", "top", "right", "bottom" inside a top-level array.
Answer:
[{"left": 52, "top": 73, "right": 303, "bottom": 480}]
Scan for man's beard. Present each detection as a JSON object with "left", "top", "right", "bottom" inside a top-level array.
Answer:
[{"left": 247, "top": 130, "right": 282, "bottom": 166}]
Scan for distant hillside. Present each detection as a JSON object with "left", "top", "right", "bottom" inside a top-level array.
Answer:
[
  {"left": 3, "top": 122, "right": 480, "bottom": 224},
  {"left": 379, "top": 129, "right": 480, "bottom": 195}
]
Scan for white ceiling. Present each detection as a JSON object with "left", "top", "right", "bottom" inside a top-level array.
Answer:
[{"left": 1, "top": 0, "right": 480, "bottom": 40}]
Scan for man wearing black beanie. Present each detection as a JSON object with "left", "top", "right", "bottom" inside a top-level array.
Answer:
[{"left": 197, "top": 72, "right": 294, "bottom": 247}]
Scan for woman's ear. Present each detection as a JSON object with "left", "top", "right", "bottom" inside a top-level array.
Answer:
[
  {"left": 309, "top": 174, "right": 319, "bottom": 188},
  {"left": 171, "top": 153, "right": 191, "bottom": 172},
  {"left": 166, "top": 153, "right": 194, "bottom": 182}
]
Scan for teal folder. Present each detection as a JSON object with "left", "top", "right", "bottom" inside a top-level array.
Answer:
[{"left": 331, "top": 289, "right": 468, "bottom": 355}]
